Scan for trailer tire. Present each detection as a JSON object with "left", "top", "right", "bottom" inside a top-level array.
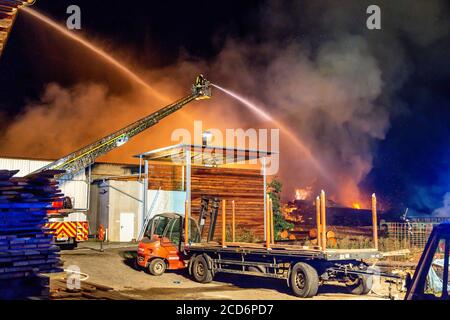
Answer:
[
  {"left": 346, "top": 274, "right": 373, "bottom": 295},
  {"left": 192, "top": 255, "right": 213, "bottom": 283},
  {"left": 148, "top": 258, "right": 166, "bottom": 276},
  {"left": 289, "top": 262, "right": 319, "bottom": 298}
]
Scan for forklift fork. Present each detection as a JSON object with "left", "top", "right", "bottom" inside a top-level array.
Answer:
[
  {"left": 207, "top": 197, "right": 220, "bottom": 242},
  {"left": 198, "top": 196, "right": 210, "bottom": 237}
]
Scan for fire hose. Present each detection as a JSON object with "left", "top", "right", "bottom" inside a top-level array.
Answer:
[{"left": 63, "top": 268, "right": 90, "bottom": 282}]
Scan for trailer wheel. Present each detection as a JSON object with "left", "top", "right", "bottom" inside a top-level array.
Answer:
[
  {"left": 148, "top": 258, "right": 166, "bottom": 276},
  {"left": 346, "top": 274, "right": 373, "bottom": 295},
  {"left": 192, "top": 255, "right": 213, "bottom": 283},
  {"left": 289, "top": 262, "right": 319, "bottom": 298}
]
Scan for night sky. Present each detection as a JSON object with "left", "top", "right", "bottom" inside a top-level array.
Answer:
[{"left": 0, "top": 1, "right": 449, "bottom": 215}]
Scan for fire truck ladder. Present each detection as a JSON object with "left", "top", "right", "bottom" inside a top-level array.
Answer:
[
  {"left": 29, "top": 75, "right": 212, "bottom": 177},
  {"left": 0, "top": 1, "right": 34, "bottom": 58}
]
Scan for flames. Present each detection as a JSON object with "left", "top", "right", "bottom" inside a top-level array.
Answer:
[
  {"left": 352, "top": 202, "right": 361, "bottom": 210},
  {"left": 295, "top": 187, "right": 312, "bottom": 201},
  {"left": 293, "top": 186, "right": 368, "bottom": 210}
]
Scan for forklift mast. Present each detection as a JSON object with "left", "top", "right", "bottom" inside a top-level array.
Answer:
[
  {"left": 207, "top": 197, "right": 220, "bottom": 242},
  {"left": 196, "top": 196, "right": 221, "bottom": 242},
  {"left": 198, "top": 197, "right": 210, "bottom": 237},
  {"left": 29, "top": 75, "right": 211, "bottom": 177}
]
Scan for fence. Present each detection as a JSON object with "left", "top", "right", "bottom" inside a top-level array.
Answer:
[{"left": 383, "top": 222, "right": 435, "bottom": 249}]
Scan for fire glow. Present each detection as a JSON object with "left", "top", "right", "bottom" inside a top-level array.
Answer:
[
  {"left": 295, "top": 187, "right": 312, "bottom": 201},
  {"left": 352, "top": 202, "right": 362, "bottom": 210}
]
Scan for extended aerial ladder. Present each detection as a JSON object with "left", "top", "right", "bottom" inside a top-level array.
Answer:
[
  {"left": 30, "top": 75, "right": 211, "bottom": 177},
  {"left": 31, "top": 75, "right": 211, "bottom": 247},
  {"left": 0, "top": 1, "right": 34, "bottom": 58}
]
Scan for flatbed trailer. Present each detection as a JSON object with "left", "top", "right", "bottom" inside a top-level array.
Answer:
[
  {"left": 137, "top": 144, "right": 386, "bottom": 298},
  {"left": 186, "top": 242, "right": 381, "bottom": 297}
]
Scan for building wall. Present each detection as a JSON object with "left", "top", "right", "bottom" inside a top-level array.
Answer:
[
  {"left": 0, "top": 157, "right": 50, "bottom": 176},
  {"left": 0, "top": 157, "right": 89, "bottom": 212},
  {"left": 87, "top": 183, "right": 101, "bottom": 236},
  {"left": 90, "top": 181, "right": 187, "bottom": 242},
  {"left": 104, "top": 180, "right": 142, "bottom": 242}
]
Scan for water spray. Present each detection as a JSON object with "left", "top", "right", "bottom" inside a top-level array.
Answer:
[
  {"left": 21, "top": 7, "right": 168, "bottom": 102},
  {"left": 212, "top": 83, "right": 330, "bottom": 181}
]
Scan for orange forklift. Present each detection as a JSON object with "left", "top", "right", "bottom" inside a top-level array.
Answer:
[{"left": 136, "top": 197, "right": 220, "bottom": 275}]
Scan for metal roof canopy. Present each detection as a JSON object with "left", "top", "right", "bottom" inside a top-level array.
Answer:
[
  {"left": 134, "top": 143, "right": 275, "bottom": 166},
  {"left": 135, "top": 143, "right": 275, "bottom": 241}
]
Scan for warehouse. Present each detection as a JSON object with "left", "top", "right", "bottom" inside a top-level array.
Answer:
[
  {"left": 0, "top": 156, "right": 89, "bottom": 221},
  {"left": 0, "top": 155, "right": 267, "bottom": 242}
]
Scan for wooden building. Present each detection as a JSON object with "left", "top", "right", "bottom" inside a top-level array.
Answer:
[
  {"left": 88, "top": 158, "right": 267, "bottom": 242},
  {"left": 146, "top": 164, "right": 265, "bottom": 240}
]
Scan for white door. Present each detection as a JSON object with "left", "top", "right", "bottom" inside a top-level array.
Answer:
[{"left": 120, "top": 213, "right": 135, "bottom": 242}]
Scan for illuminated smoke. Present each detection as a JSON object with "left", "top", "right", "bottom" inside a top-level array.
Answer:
[
  {"left": 1, "top": 1, "right": 447, "bottom": 208},
  {"left": 21, "top": 7, "right": 167, "bottom": 102}
]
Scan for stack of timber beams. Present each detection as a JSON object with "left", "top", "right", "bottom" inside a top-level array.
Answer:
[
  {"left": 0, "top": 1, "right": 34, "bottom": 57},
  {"left": 147, "top": 164, "right": 265, "bottom": 240},
  {"left": 0, "top": 169, "right": 63, "bottom": 299}
]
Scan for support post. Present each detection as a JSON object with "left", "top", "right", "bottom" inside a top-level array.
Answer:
[
  {"left": 320, "top": 190, "right": 327, "bottom": 251},
  {"left": 185, "top": 148, "right": 191, "bottom": 220},
  {"left": 372, "top": 193, "right": 379, "bottom": 250},
  {"left": 142, "top": 160, "right": 149, "bottom": 234},
  {"left": 181, "top": 165, "right": 185, "bottom": 191},
  {"left": 184, "top": 200, "right": 189, "bottom": 247},
  {"left": 266, "top": 194, "right": 271, "bottom": 250},
  {"left": 269, "top": 198, "right": 275, "bottom": 244},
  {"left": 222, "top": 200, "right": 227, "bottom": 248},
  {"left": 232, "top": 200, "right": 236, "bottom": 243},
  {"left": 262, "top": 157, "right": 267, "bottom": 240},
  {"left": 315, "top": 196, "right": 322, "bottom": 248}
]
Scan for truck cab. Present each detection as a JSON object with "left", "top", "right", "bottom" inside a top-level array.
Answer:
[
  {"left": 136, "top": 212, "right": 200, "bottom": 276},
  {"left": 405, "top": 223, "right": 450, "bottom": 300}
]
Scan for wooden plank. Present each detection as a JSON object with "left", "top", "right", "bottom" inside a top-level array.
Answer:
[{"left": 0, "top": 170, "right": 63, "bottom": 299}]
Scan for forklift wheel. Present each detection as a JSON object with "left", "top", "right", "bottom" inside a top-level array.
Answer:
[
  {"left": 148, "top": 258, "right": 166, "bottom": 276},
  {"left": 289, "top": 262, "right": 319, "bottom": 298},
  {"left": 132, "top": 258, "right": 141, "bottom": 271},
  {"left": 192, "top": 255, "right": 213, "bottom": 283}
]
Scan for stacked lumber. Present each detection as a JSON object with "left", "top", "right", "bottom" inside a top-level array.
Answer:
[
  {"left": 147, "top": 164, "right": 266, "bottom": 240},
  {"left": 50, "top": 279, "right": 132, "bottom": 300},
  {"left": 0, "top": 169, "right": 64, "bottom": 299},
  {"left": 0, "top": 1, "right": 34, "bottom": 57}
]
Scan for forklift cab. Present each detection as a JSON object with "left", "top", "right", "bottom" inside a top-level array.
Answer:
[
  {"left": 145, "top": 212, "right": 200, "bottom": 245},
  {"left": 136, "top": 212, "right": 200, "bottom": 276}
]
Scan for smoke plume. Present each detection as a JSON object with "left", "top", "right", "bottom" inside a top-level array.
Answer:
[{"left": 0, "top": 1, "right": 448, "bottom": 210}]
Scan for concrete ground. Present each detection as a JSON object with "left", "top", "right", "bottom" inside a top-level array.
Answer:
[{"left": 54, "top": 241, "right": 402, "bottom": 300}]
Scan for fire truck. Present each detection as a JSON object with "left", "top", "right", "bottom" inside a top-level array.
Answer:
[
  {"left": 29, "top": 75, "right": 212, "bottom": 248},
  {"left": 43, "top": 197, "right": 89, "bottom": 249}
]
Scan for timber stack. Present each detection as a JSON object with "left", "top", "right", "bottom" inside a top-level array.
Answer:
[
  {"left": 0, "top": 169, "right": 63, "bottom": 299},
  {"left": 50, "top": 279, "right": 133, "bottom": 300}
]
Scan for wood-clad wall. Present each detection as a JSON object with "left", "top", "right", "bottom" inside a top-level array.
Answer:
[{"left": 147, "top": 164, "right": 265, "bottom": 240}]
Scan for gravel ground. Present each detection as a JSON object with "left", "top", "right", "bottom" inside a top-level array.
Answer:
[{"left": 54, "top": 242, "right": 402, "bottom": 300}]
